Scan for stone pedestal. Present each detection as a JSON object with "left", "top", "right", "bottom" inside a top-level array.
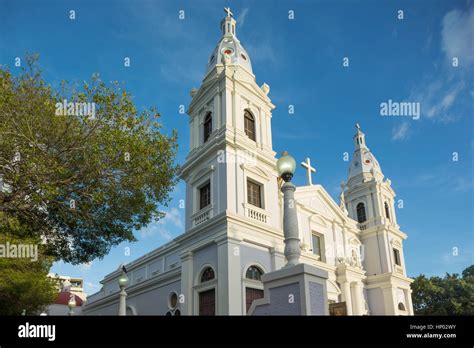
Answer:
[{"left": 248, "top": 263, "right": 329, "bottom": 315}]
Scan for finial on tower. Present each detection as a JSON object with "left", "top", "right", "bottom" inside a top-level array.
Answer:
[
  {"left": 353, "top": 122, "right": 366, "bottom": 148},
  {"left": 221, "top": 7, "right": 236, "bottom": 37},
  {"left": 224, "top": 7, "right": 233, "bottom": 17}
]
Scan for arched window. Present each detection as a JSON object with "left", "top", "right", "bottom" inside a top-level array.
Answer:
[
  {"left": 398, "top": 302, "right": 406, "bottom": 311},
  {"left": 245, "top": 266, "right": 264, "bottom": 281},
  {"left": 200, "top": 267, "right": 215, "bottom": 283},
  {"left": 203, "top": 112, "right": 212, "bottom": 143},
  {"left": 356, "top": 203, "right": 367, "bottom": 223},
  {"left": 384, "top": 202, "right": 390, "bottom": 220},
  {"left": 244, "top": 110, "right": 256, "bottom": 141}
]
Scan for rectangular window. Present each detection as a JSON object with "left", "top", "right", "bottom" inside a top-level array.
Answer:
[
  {"left": 244, "top": 110, "right": 256, "bottom": 141},
  {"left": 312, "top": 233, "right": 324, "bottom": 260},
  {"left": 247, "top": 179, "right": 262, "bottom": 208},
  {"left": 393, "top": 248, "right": 401, "bottom": 266},
  {"left": 203, "top": 114, "right": 212, "bottom": 143},
  {"left": 199, "top": 182, "right": 211, "bottom": 209}
]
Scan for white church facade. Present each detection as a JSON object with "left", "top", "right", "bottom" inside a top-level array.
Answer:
[{"left": 84, "top": 9, "right": 414, "bottom": 316}]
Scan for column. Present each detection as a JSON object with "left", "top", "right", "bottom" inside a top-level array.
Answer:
[
  {"left": 214, "top": 91, "right": 221, "bottom": 129},
  {"left": 180, "top": 251, "right": 194, "bottom": 315},
  {"left": 382, "top": 287, "right": 397, "bottom": 315},
  {"left": 406, "top": 289, "right": 414, "bottom": 315},
  {"left": 217, "top": 236, "right": 242, "bottom": 314},
  {"left": 351, "top": 282, "right": 364, "bottom": 315},
  {"left": 341, "top": 281, "right": 353, "bottom": 315}
]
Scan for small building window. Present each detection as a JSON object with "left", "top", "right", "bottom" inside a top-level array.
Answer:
[
  {"left": 199, "top": 181, "right": 211, "bottom": 209},
  {"left": 200, "top": 267, "right": 215, "bottom": 283},
  {"left": 244, "top": 110, "right": 256, "bottom": 141},
  {"left": 247, "top": 179, "right": 263, "bottom": 208},
  {"left": 245, "top": 266, "right": 264, "bottom": 281},
  {"left": 398, "top": 302, "right": 406, "bottom": 311},
  {"left": 384, "top": 202, "right": 390, "bottom": 220},
  {"left": 312, "top": 233, "right": 324, "bottom": 260},
  {"left": 356, "top": 202, "right": 367, "bottom": 223},
  {"left": 393, "top": 248, "right": 401, "bottom": 266},
  {"left": 203, "top": 112, "right": 212, "bottom": 143}
]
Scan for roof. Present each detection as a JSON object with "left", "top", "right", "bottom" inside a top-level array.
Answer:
[{"left": 54, "top": 291, "right": 84, "bottom": 306}]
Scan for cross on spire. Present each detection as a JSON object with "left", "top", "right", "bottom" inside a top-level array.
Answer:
[
  {"left": 224, "top": 7, "right": 233, "bottom": 17},
  {"left": 301, "top": 157, "right": 316, "bottom": 186}
]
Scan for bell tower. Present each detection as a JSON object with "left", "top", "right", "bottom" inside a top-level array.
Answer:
[
  {"left": 343, "top": 124, "right": 414, "bottom": 315},
  {"left": 179, "top": 8, "right": 282, "bottom": 234}
]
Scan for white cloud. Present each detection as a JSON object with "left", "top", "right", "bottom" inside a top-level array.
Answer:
[
  {"left": 441, "top": 7, "right": 474, "bottom": 67},
  {"left": 415, "top": 170, "right": 473, "bottom": 194},
  {"left": 237, "top": 8, "right": 250, "bottom": 27},
  {"left": 391, "top": 122, "right": 410, "bottom": 141},
  {"left": 393, "top": 6, "right": 472, "bottom": 137},
  {"left": 157, "top": 207, "right": 184, "bottom": 229},
  {"left": 138, "top": 208, "right": 183, "bottom": 239},
  {"left": 79, "top": 262, "right": 92, "bottom": 272},
  {"left": 246, "top": 43, "right": 278, "bottom": 65},
  {"left": 422, "top": 80, "right": 465, "bottom": 121}
]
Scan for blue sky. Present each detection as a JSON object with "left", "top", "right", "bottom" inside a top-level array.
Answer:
[{"left": 1, "top": 0, "right": 472, "bottom": 294}]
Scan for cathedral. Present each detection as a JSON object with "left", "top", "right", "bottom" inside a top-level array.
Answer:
[{"left": 84, "top": 9, "right": 414, "bottom": 316}]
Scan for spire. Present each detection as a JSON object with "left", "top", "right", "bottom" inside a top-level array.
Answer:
[
  {"left": 347, "top": 123, "right": 384, "bottom": 185},
  {"left": 354, "top": 123, "right": 367, "bottom": 150}
]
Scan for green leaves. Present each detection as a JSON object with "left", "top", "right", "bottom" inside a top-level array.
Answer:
[
  {"left": 0, "top": 233, "right": 57, "bottom": 315},
  {"left": 411, "top": 265, "right": 474, "bottom": 315},
  {"left": 0, "top": 55, "right": 179, "bottom": 264}
]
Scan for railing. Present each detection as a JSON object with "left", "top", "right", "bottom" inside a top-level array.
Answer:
[
  {"left": 394, "top": 264, "right": 404, "bottom": 275},
  {"left": 245, "top": 205, "right": 269, "bottom": 223},
  {"left": 192, "top": 206, "right": 212, "bottom": 226}
]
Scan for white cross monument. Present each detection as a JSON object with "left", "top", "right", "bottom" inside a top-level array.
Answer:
[{"left": 301, "top": 157, "right": 316, "bottom": 186}]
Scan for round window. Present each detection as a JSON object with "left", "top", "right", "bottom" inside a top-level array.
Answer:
[
  {"left": 222, "top": 47, "right": 233, "bottom": 55},
  {"left": 168, "top": 292, "right": 178, "bottom": 309}
]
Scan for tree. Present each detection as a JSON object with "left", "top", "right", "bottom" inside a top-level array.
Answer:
[
  {"left": 411, "top": 265, "right": 474, "bottom": 315},
  {"left": 0, "top": 225, "right": 58, "bottom": 315},
  {"left": 0, "top": 55, "right": 179, "bottom": 264}
]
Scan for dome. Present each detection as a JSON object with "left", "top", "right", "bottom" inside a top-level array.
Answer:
[
  {"left": 205, "top": 9, "right": 253, "bottom": 75},
  {"left": 348, "top": 148, "right": 382, "bottom": 179},
  {"left": 348, "top": 124, "right": 384, "bottom": 181}
]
